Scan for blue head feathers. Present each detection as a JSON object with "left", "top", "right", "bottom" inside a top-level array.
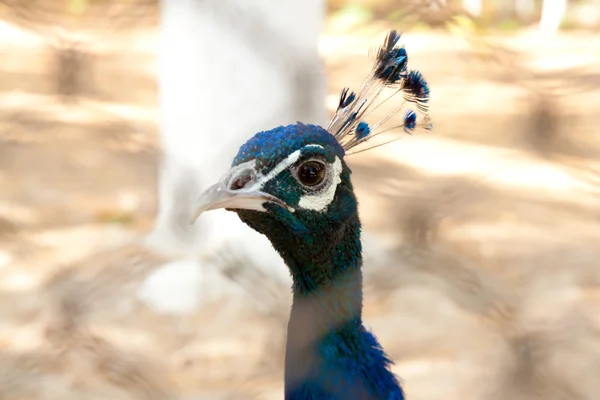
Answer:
[{"left": 233, "top": 124, "right": 345, "bottom": 173}]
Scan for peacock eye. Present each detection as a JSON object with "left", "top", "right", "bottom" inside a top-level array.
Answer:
[{"left": 297, "top": 160, "right": 326, "bottom": 187}]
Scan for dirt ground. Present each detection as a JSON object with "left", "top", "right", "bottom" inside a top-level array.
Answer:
[{"left": 0, "top": 15, "right": 600, "bottom": 400}]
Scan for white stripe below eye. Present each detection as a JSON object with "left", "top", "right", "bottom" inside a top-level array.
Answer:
[{"left": 298, "top": 156, "right": 342, "bottom": 212}]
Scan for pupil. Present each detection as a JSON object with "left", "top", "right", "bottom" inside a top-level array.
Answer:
[{"left": 299, "top": 161, "right": 324, "bottom": 186}]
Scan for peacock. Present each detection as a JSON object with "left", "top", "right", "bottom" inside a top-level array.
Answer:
[{"left": 191, "top": 30, "right": 431, "bottom": 400}]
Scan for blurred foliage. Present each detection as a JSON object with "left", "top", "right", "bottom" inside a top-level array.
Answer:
[
  {"left": 0, "top": 0, "right": 156, "bottom": 102},
  {"left": 0, "top": 0, "right": 157, "bottom": 34},
  {"left": 497, "top": 17, "right": 522, "bottom": 32},
  {"left": 95, "top": 210, "right": 136, "bottom": 226},
  {"left": 329, "top": 0, "right": 599, "bottom": 32},
  {"left": 66, "top": 0, "right": 94, "bottom": 15},
  {"left": 560, "top": 15, "right": 585, "bottom": 30},
  {"left": 329, "top": 2, "right": 375, "bottom": 31},
  {"left": 446, "top": 13, "right": 481, "bottom": 36},
  {"left": 0, "top": 0, "right": 596, "bottom": 34}
]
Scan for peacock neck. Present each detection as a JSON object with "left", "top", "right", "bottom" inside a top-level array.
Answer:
[
  {"left": 277, "top": 215, "right": 375, "bottom": 398},
  {"left": 241, "top": 204, "right": 401, "bottom": 398},
  {"left": 285, "top": 262, "right": 365, "bottom": 395},
  {"left": 286, "top": 241, "right": 364, "bottom": 360},
  {"left": 280, "top": 213, "right": 364, "bottom": 335}
]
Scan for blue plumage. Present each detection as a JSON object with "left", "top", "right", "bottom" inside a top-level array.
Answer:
[
  {"left": 402, "top": 70, "right": 430, "bottom": 114},
  {"left": 403, "top": 110, "right": 417, "bottom": 133},
  {"left": 374, "top": 31, "right": 408, "bottom": 84},
  {"left": 191, "top": 30, "right": 432, "bottom": 400},
  {"left": 356, "top": 122, "right": 371, "bottom": 139}
]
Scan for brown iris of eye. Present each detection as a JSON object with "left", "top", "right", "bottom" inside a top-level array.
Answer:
[{"left": 297, "top": 161, "right": 326, "bottom": 186}]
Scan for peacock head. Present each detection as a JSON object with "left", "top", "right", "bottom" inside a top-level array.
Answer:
[
  {"left": 191, "top": 123, "right": 356, "bottom": 249},
  {"left": 191, "top": 31, "right": 432, "bottom": 259}
]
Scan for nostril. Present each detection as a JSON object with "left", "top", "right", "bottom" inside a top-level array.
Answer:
[{"left": 229, "top": 173, "right": 253, "bottom": 191}]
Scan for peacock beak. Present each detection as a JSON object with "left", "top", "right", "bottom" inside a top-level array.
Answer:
[{"left": 190, "top": 163, "right": 293, "bottom": 224}]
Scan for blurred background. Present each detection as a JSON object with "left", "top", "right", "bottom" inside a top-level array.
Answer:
[{"left": 0, "top": 0, "right": 600, "bottom": 399}]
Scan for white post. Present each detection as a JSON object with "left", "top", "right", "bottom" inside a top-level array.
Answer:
[
  {"left": 142, "top": 0, "right": 326, "bottom": 312},
  {"left": 539, "top": 0, "right": 569, "bottom": 34}
]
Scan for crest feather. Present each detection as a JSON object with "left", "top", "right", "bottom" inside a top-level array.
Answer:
[{"left": 327, "top": 30, "right": 432, "bottom": 154}]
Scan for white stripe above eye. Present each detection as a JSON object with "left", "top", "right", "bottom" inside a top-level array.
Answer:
[
  {"left": 258, "top": 149, "right": 301, "bottom": 186},
  {"left": 257, "top": 144, "right": 325, "bottom": 187}
]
